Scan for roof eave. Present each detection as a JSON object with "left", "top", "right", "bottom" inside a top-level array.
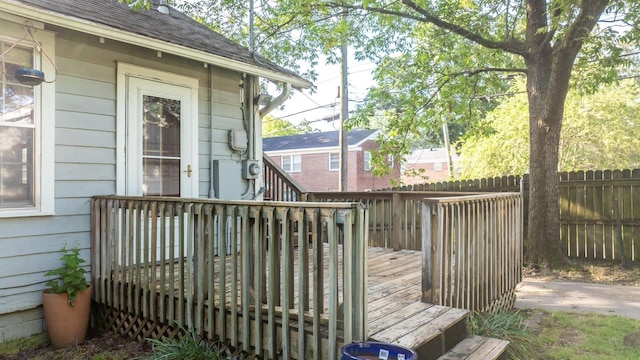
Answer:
[{"left": 0, "top": 0, "right": 312, "bottom": 88}]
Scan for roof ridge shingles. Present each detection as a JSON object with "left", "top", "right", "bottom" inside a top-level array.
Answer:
[{"left": 263, "top": 129, "right": 378, "bottom": 152}]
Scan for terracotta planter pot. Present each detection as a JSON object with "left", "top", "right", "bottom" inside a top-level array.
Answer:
[{"left": 42, "top": 285, "right": 91, "bottom": 349}]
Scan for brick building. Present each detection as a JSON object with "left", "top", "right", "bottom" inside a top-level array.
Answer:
[
  {"left": 263, "top": 130, "right": 401, "bottom": 191},
  {"left": 401, "top": 148, "right": 461, "bottom": 185}
]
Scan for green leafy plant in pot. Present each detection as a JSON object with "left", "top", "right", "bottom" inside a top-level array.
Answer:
[{"left": 42, "top": 246, "right": 92, "bottom": 348}]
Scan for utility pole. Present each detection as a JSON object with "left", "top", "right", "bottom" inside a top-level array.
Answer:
[
  {"left": 442, "top": 121, "right": 453, "bottom": 180},
  {"left": 339, "top": 5, "right": 348, "bottom": 192},
  {"left": 339, "top": 47, "right": 349, "bottom": 191}
]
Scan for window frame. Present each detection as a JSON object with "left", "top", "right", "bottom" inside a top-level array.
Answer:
[
  {"left": 328, "top": 152, "right": 339, "bottom": 171},
  {"left": 0, "top": 20, "right": 55, "bottom": 218},
  {"left": 281, "top": 154, "right": 301, "bottom": 173},
  {"left": 434, "top": 162, "right": 443, "bottom": 171},
  {"left": 364, "top": 151, "right": 372, "bottom": 172}
]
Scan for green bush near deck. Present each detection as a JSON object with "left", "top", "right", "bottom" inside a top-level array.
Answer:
[
  {"left": 144, "top": 324, "right": 227, "bottom": 360},
  {"left": 468, "top": 310, "right": 534, "bottom": 360}
]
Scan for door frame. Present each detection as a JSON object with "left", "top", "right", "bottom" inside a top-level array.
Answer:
[{"left": 116, "top": 62, "right": 199, "bottom": 197}]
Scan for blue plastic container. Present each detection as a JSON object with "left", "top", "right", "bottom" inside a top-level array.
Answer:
[{"left": 341, "top": 342, "right": 418, "bottom": 360}]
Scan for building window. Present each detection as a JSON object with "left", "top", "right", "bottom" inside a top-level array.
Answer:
[
  {"left": 329, "top": 153, "right": 339, "bottom": 171},
  {"left": 281, "top": 155, "right": 301, "bottom": 173},
  {"left": 434, "top": 162, "right": 443, "bottom": 171},
  {"left": 388, "top": 154, "right": 395, "bottom": 168},
  {"left": 364, "top": 151, "right": 372, "bottom": 172},
  {"left": 0, "top": 22, "right": 55, "bottom": 217}
]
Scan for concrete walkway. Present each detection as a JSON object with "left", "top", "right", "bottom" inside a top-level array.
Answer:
[{"left": 515, "top": 278, "right": 640, "bottom": 319}]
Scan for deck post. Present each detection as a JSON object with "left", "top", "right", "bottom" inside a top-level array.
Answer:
[
  {"left": 421, "top": 200, "right": 435, "bottom": 303},
  {"left": 392, "top": 193, "right": 402, "bottom": 251}
]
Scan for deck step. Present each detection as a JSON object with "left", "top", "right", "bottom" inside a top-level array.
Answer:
[
  {"left": 437, "top": 335, "right": 510, "bottom": 360},
  {"left": 368, "top": 303, "right": 469, "bottom": 360}
]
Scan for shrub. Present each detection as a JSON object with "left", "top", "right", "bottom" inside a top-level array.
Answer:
[
  {"left": 44, "top": 246, "right": 88, "bottom": 306},
  {"left": 145, "top": 324, "right": 226, "bottom": 360},
  {"left": 468, "top": 310, "right": 534, "bottom": 360}
]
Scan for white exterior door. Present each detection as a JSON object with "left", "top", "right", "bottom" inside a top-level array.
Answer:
[{"left": 123, "top": 72, "right": 198, "bottom": 198}]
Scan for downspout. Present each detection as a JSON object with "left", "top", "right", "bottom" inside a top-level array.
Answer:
[
  {"left": 241, "top": 74, "right": 255, "bottom": 199},
  {"left": 241, "top": 81, "right": 290, "bottom": 200},
  {"left": 208, "top": 64, "right": 216, "bottom": 198},
  {"left": 260, "top": 82, "right": 291, "bottom": 118}
]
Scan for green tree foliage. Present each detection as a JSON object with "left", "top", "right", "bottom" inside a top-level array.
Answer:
[
  {"left": 459, "top": 80, "right": 640, "bottom": 178},
  {"left": 128, "top": 0, "right": 640, "bottom": 267},
  {"left": 262, "top": 115, "right": 313, "bottom": 137}
]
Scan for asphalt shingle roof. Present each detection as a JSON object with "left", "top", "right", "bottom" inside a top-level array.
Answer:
[
  {"left": 263, "top": 129, "right": 379, "bottom": 152},
  {"left": 13, "top": 0, "right": 306, "bottom": 84}
]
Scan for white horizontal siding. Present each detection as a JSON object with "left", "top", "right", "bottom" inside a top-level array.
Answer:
[
  {"left": 0, "top": 22, "right": 249, "bottom": 341},
  {"left": 0, "top": 308, "right": 44, "bottom": 343},
  {"left": 56, "top": 145, "right": 113, "bottom": 164}
]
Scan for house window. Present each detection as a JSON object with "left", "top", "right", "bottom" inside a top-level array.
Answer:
[
  {"left": 281, "top": 155, "right": 301, "bottom": 173},
  {"left": 329, "top": 153, "right": 339, "bottom": 171},
  {"left": 0, "top": 23, "right": 55, "bottom": 217},
  {"left": 364, "top": 151, "right": 372, "bottom": 172},
  {"left": 434, "top": 162, "right": 443, "bottom": 171},
  {"left": 388, "top": 155, "right": 395, "bottom": 168}
]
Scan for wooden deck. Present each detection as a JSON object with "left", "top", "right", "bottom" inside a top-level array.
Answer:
[{"left": 92, "top": 195, "right": 516, "bottom": 359}]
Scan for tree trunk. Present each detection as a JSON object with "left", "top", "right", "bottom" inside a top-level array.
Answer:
[
  {"left": 522, "top": 0, "right": 565, "bottom": 269},
  {"left": 525, "top": 54, "right": 565, "bottom": 268},
  {"left": 523, "top": 0, "right": 610, "bottom": 269},
  {"left": 525, "top": 79, "right": 566, "bottom": 268}
]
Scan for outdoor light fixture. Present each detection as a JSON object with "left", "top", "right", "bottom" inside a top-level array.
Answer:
[{"left": 0, "top": 23, "right": 58, "bottom": 86}]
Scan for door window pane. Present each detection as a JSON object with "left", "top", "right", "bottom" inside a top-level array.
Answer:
[
  {"left": 143, "top": 158, "right": 180, "bottom": 197},
  {"left": 142, "top": 95, "right": 181, "bottom": 196}
]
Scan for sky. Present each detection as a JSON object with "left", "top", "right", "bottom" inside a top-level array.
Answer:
[{"left": 269, "top": 55, "right": 377, "bottom": 133}]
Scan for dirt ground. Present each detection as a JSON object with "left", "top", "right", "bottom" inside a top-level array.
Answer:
[
  {"left": 3, "top": 260, "right": 639, "bottom": 360},
  {"left": 523, "top": 258, "right": 640, "bottom": 286},
  {"left": 1, "top": 331, "right": 153, "bottom": 360}
]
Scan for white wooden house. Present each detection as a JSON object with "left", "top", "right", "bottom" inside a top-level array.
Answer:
[{"left": 0, "top": 0, "right": 310, "bottom": 343}]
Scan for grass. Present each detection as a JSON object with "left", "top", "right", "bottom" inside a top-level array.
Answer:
[
  {"left": 531, "top": 310, "right": 640, "bottom": 360},
  {"left": 469, "top": 309, "right": 640, "bottom": 360}
]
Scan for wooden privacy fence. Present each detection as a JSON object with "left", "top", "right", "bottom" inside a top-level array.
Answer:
[
  {"left": 421, "top": 193, "right": 523, "bottom": 312},
  {"left": 559, "top": 170, "right": 640, "bottom": 262},
  {"left": 91, "top": 196, "right": 368, "bottom": 360},
  {"left": 392, "top": 169, "right": 640, "bottom": 262}
]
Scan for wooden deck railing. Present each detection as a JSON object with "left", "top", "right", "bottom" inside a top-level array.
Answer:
[
  {"left": 263, "top": 155, "right": 307, "bottom": 201},
  {"left": 307, "top": 191, "right": 483, "bottom": 251},
  {"left": 421, "top": 193, "right": 523, "bottom": 312},
  {"left": 90, "top": 196, "right": 368, "bottom": 359}
]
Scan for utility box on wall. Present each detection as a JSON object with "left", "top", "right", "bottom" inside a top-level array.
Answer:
[{"left": 211, "top": 160, "right": 242, "bottom": 200}]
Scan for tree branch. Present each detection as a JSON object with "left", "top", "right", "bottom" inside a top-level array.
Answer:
[
  {"left": 448, "top": 67, "right": 528, "bottom": 77},
  {"left": 336, "top": 1, "right": 527, "bottom": 56},
  {"left": 399, "top": 0, "right": 527, "bottom": 55}
]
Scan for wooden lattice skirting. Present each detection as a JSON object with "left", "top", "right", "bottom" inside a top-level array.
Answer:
[
  {"left": 92, "top": 303, "right": 261, "bottom": 359},
  {"left": 481, "top": 288, "right": 516, "bottom": 313}
]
